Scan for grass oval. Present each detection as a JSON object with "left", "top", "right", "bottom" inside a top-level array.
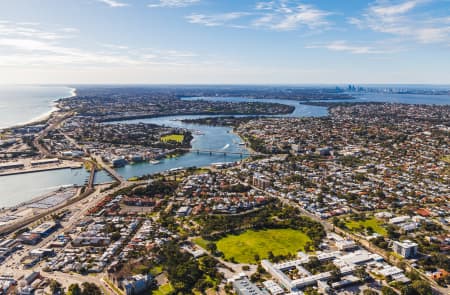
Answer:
[{"left": 215, "top": 228, "right": 311, "bottom": 264}]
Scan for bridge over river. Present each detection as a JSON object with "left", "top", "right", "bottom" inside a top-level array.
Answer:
[{"left": 180, "top": 148, "right": 262, "bottom": 157}]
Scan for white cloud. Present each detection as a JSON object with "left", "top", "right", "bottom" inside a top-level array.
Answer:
[
  {"left": 101, "top": 43, "right": 129, "bottom": 50},
  {"left": 0, "top": 21, "right": 202, "bottom": 67},
  {"left": 350, "top": 0, "right": 450, "bottom": 44},
  {"left": 59, "top": 28, "right": 80, "bottom": 34},
  {"left": 97, "top": 0, "right": 128, "bottom": 8},
  {"left": 186, "top": 12, "right": 249, "bottom": 27},
  {"left": 253, "top": 1, "right": 331, "bottom": 31},
  {"left": 0, "top": 22, "right": 75, "bottom": 40},
  {"left": 306, "top": 40, "right": 398, "bottom": 54},
  {"left": 370, "top": 0, "right": 425, "bottom": 16},
  {"left": 148, "top": 0, "right": 200, "bottom": 8},
  {"left": 187, "top": 1, "right": 332, "bottom": 32},
  {"left": 416, "top": 27, "right": 450, "bottom": 43}
]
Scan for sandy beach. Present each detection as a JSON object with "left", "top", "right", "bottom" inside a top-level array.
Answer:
[
  {"left": 22, "top": 87, "right": 77, "bottom": 127},
  {"left": 0, "top": 86, "right": 77, "bottom": 130}
]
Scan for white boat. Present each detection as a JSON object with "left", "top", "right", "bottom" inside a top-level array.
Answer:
[
  {"left": 149, "top": 160, "right": 160, "bottom": 165},
  {"left": 194, "top": 130, "right": 205, "bottom": 135}
]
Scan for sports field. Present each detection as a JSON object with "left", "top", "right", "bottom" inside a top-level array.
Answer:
[
  {"left": 161, "top": 134, "right": 184, "bottom": 143},
  {"left": 345, "top": 217, "right": 387, "bottom": 236},
  {"left": 196, "top": 228, "right": 311, "bottom": 264},
  {"left": 152, "top": 283, "right": 173, "bottom": 295}
]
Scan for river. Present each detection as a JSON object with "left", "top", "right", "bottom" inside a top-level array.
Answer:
[
  {"left": 1, "top": 90, "right": 449, "bottom": 207},
  {"left": 0, "top": 169, "right": 112, "bottom": 208},
  {"left": 113, "top": 92, "right": 450, "bottom": 179},
  {"left": 113, "top": 100, "right": 327, "bottom": 179}
]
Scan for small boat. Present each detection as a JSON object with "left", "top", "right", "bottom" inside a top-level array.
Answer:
[
  {"left": 239, "top": 142, "right": 246, "bottom": 146},
  {"left": 194, "top": 130, "right": 205, "bottom": 135},
  {"left": 149, "top": 160, "right": 160, "bottom": 165}
]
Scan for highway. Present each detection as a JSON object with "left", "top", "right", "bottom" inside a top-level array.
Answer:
[
  {"left": 32, "top": 111, "right": 74, "bottom": 157},
  {"left": 92, "top": 155, "right": 125, "bottom": 184}
]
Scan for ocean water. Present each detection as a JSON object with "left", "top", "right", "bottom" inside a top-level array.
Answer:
[
  {"left": 0, "top": 85, "right": 87, "bottom": 208},
  {"left": 0, "top": 85, "right": 74, "bottom": 129}
]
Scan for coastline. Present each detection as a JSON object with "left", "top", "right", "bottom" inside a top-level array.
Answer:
[{"left": 0, "top": 86, "right": 76, "bottom": 130}]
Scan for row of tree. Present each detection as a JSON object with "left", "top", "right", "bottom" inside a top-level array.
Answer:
[
  {"left": 158, "top": 242, "right": 222, "bottom": 294},
  {"left": 197, "top": 202, "right": 326, "bottom": 248},
  {"left": 49, "top": 280, "right": 101, "bottom": 295}
]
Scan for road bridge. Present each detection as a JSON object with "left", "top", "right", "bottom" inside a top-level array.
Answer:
[
  {"left": 87, "top": 163, "right": 96, "bottom": 189},
  {"left": 180, "top": 148, "right": 261, "bottom": 157},
  {"left": 93, "top": 155, "right": 125, "bottom": 183}
]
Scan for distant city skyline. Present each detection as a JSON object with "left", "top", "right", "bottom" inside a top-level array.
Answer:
[{"left": 0, "top": 0, "right": 449, "bottom": 84}]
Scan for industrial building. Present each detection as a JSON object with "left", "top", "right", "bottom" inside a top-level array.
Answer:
[
  {"left": 30, "top": 158, "right": 60, "bottom": 166},
  {"left": 0, "top": 162, "right": 25, "bottom": 170},
  {"left": 30, "top": 221, "right": 57, "bottom": 237}
]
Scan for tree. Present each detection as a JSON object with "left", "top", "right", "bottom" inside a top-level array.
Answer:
[
  {"left": 363, "top": 289, "right": 378, "bottom": 295},
  {"left": 49, "top": 280, "right": 63, "bottom": 295},
  {"left": 329, "top": 264, "right": 341, "bottom": 283},
  {"left": 411, "top": 280, "right": 432, "bottom": 295},
  {"left": 387, "top": 225, "right": 400, "bottom": 239},
  {"left": 401, "top": 285, "right": 419, "bottom": 295},
  {"left": 206, "top": 242, "right": 217, "bottom": 253},
  {"left": 304, "top": 241, "right": 314, "bottom": 252},
  {"left": 304, "top": 287, "right": 320, "bottom": 295},
  {"left": 250, "top": 272, "right": 260, "bottom": 282},
  {"left": 67, "top": 284, "right": 81, "bottom": 295},
  {"left": 161, "top": 242, "right": 203, "bottom": 293},
  {"left": 332, "top": 217, "right": 339, "bottom": 226},
  {"left": 304, "top": 256, "right": 320, "bottom": 273},
  {"left": 382, "top": 286, "right": 397, "bottom": 295},
  {"left": 81, "top": 282, "right": 102, "bottom": 295},
  {"left": 257, "top": 264, "right": 266, "bottom": 274},
  {"left": 354, "top": 266, "right": 368, "bottom": 280},
  {"left": 111, "top": 231, "right": 121, "bottom": 241}
]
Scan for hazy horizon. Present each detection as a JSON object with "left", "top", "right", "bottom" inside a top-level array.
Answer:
[{"left": 1, "top": 83, "right": 450, "bottom": 88}]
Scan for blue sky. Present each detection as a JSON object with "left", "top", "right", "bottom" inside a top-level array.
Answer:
[{"left": 0, "top": 0, "right": 449, "bottom": 84}]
